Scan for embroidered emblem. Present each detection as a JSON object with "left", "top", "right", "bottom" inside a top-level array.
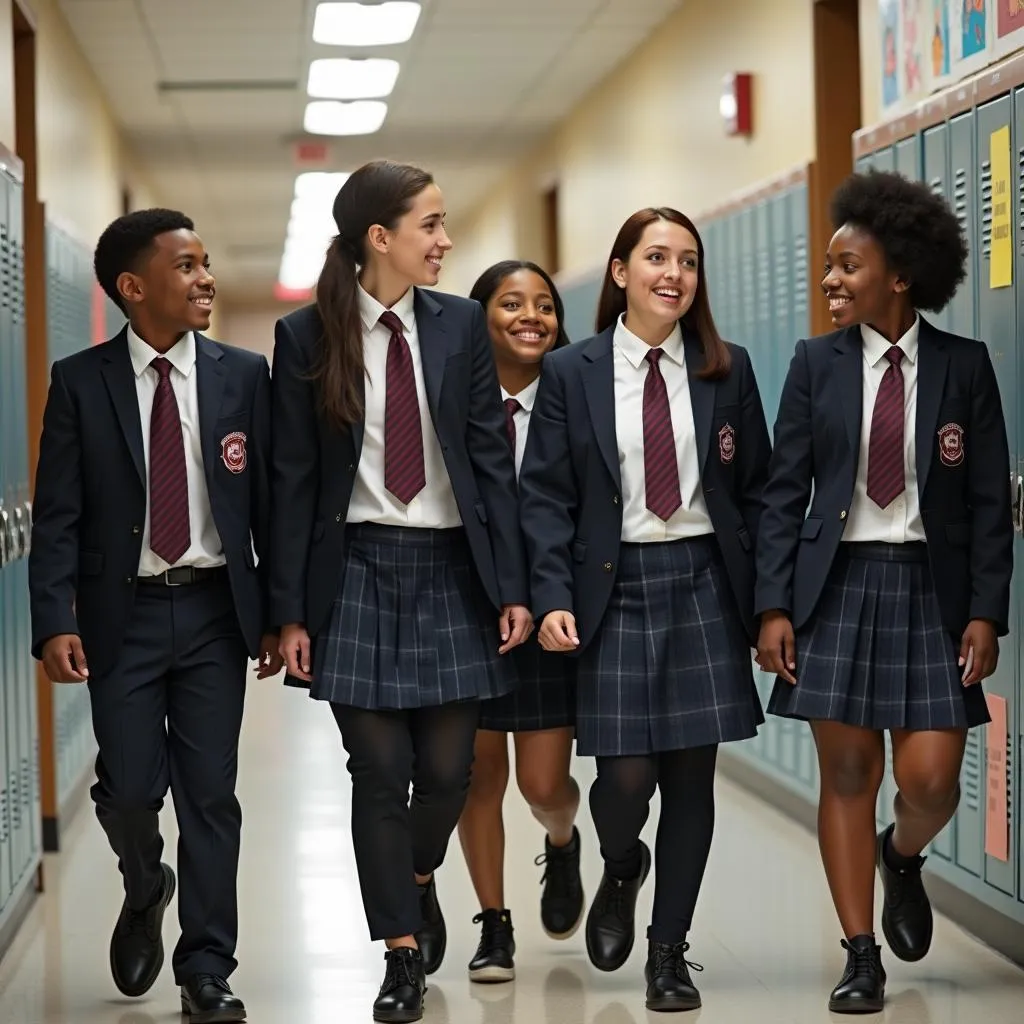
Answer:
[
  {"left": 220, "top": 431, "right": 247, "bottom": 474},
  {"left": 937, "top": 422, "right": 965, "bottom": 467},
  {"left": 718, "top": 423, "right": 736, "bottom": 465}
]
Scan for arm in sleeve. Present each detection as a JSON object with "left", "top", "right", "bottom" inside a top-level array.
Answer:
[
  {"left": 735, "top": 346, "right": 772, "bottom": 540},
  {"left": 249, "top": 354, "right": 273, "bottom": 632}
]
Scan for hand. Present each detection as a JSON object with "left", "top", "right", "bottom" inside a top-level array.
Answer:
[
  {"left": 756, "top": 610, "right": 797, "bottom": 685},
  {"left": 959, "top": 619, "right": 998, "bottom": 686},
  {"left": 41, "top": 634, "right": 89, "bottom": 683},
  {"left": 255, "top": 633, "right": 285, "bottom": 679},
  {"left": 539, "top": 611, "right": 579, "bottom": 652},
  {"left": 498, "top": 604, "right": 533, "bottom": 654},
  {"left": 278, "top": 623, "right": 313, "bottom": 682}
]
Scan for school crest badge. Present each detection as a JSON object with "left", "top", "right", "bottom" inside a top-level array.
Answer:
[
  {"left": 937, "top": 422, "right": 965, "bottom": 467},
  {"left": 221, "top": 431, "right": 247, "bottom": 474},
  {"left": 718, "top": 423, "right": 736, "bottom": 465}
]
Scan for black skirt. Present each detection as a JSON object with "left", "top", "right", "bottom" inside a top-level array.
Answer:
[
  {"left": 311, "top": 523, "right": 516, "bottom": 710},
  {"left": 575, "top": 535, "right": 763, "bottom": 757},
  {"left": 477, "top": 639, "right": 576, "bottom": 732},
  {"left": 768, "top": 542, "right": 990, "bottom": 730}
]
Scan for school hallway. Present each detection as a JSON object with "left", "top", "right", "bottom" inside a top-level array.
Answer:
[{"left": 0, "top": 669, "right": 1020, "bottom": 1024}]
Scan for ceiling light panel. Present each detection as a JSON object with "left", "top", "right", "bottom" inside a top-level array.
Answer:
[
  {"left": 313, "top": 2, "right": 422, "bottom": 47},
  {"left": 308, "top": 58, "right": 400, "bottom": 99},
  {"left": 303, "top": 99, "right": 388, "bottom": 135}
]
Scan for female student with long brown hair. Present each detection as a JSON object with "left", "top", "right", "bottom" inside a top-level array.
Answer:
[
  {"left": 518, "top": 207, "right": 770, "bottom": 1013},
  {"left": 270, "top": 160, "right": 533, "bottom": 1024},
  {"left": 456, "top": 260, "right": 582, "bottom": 984}
]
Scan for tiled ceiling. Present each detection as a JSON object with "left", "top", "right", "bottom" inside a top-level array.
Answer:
[{"left": 58, "top": 0, "right": 685, "bottom": 303}]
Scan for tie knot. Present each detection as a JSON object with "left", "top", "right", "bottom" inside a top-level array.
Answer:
[
  {"left": 379, "top": 310, "right": 404, "bottom": 336},
  {"left": 504, "top": 397, "right": 521, "bottom": 416},
  {"left": 645, "top": 348, "right": 664, "bottom": 367},
  {"left": 884, "top": 346, "right": 904, "bottom": 366},
  {"left": 151, "top": 357, "right": 173, "bottom": 380}
]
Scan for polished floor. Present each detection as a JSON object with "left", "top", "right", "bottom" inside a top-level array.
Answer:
[{"left": 1, "top": 675, "right": 1023, "bottom": 1023}]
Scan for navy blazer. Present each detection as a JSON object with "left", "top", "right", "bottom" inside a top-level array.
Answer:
[
  {"left": 755, "top": 318, "right": 1013, "bottom": 636},
  {"left": 518, "top": 326, "right": 771, "bottom": 650},
  {"left": 29, "top": 328, "right": 272, "bottom": 676},
  {"left": 269, "top": 289, "right": 529, "bottom": 638}
]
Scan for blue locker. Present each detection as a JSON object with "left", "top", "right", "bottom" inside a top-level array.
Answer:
[
  {"left": 0, "top": 168, "right": 10, "bottom": 911},
  {"left": 752, "top": 199, "right": 774, "bottom": 407},
  {"left": 895, "top": 134, "right": 922, "bottom": 180},
  {"left": 949, "top": 112, "right": 979, "bottom": 340},
  {"left": 923, "top": 124, "right": 954, "bottom": 335},
  {"left": 768, "top": 191, "right": 793, "bottom": 422},
  {"left": 872, "top": 145, "right": 896, "bottom": 172}
]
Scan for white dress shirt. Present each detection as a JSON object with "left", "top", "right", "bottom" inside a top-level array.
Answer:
[
  {"left": 126, "top": 325, "right": 225, "bottom": 575},
  {"left": 501, "top": 377, "right": 539, "bottom": 478},
  {"left": 347, "top": 284, "right": 462, "bottom": 528},
  {"left": 843, "top": 316, "right": 926, "bottom": 544},
  {"left": 613, "top": 315, "right": 713, "bottom": 543}
]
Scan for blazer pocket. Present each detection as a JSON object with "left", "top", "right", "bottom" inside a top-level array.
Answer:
[
  {"left": 799, "top": 517, "right": 823, "bottom": 540},
  {"left": 475, "top": 501, "right": 488, "bottom": 525},
  {"left": 945, "top": 522, "right": 971, "bottom": 547},
  {"left": 79, "top": 550, "right": 104, "bottom": 577},
  {"left": 572, "top": 539, "right": 588, "bottom": 563},
  {"left": 736, "top": 526, "right": 751, "bottom": 552}
]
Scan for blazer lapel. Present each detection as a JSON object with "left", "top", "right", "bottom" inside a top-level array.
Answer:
[
  {"left": 196, "top": 334, "right": 227, "bottom": 498},
  {"left": 100, "top": 329, "right": 146, "bottom": 484},
  {"left": 914, "top": 317, "right": 949, "bottom": 495},
  {"left": 684, "top": 333, "right": 715, "bottom": 473},
  {"left": 414, "top": 288, "right": 448, "bottom": 427},
  {"left": 582, "top": 328, "right": 621, "bottom": 490},
  {"left": 834, "top": 328, "right": 863, "bottom": 457}
]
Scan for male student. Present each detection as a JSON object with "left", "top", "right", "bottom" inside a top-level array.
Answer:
[{"left": 29, "top": 209, "right": 281, "bottom": 1023}]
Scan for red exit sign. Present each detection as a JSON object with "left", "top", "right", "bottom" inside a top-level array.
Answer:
[{"left": 293, "top": 141, "right": 330, "bottom": 167}]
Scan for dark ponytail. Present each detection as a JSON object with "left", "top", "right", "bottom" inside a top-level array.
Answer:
[{"left": 314, "top": 159, "right": 435, "bottom": 428}]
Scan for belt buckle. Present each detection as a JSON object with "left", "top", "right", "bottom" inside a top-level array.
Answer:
[{"left": 164, "top": 566, "right": 194, "bottom": 587}]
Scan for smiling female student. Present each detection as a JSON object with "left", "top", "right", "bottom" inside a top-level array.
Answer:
[
  {"left": 756, "top": 170, "right": 1013, "bottom": 1014},
  {"left": 456, "top": 260, "right": 582, "bottom": 984},
  {"left": 270, "top": 161, "right": 533, "bottom": 1024},
  {"left": 518, "top": 208, "right": 770, "bottom": 1013}
]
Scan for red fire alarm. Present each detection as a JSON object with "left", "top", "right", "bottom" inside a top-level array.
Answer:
[{"left": 720, "top": 73, "right": 753, "bottom": 136}]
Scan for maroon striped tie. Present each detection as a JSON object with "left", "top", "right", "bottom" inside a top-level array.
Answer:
[
  {"left": 380, "top": 311, "right": 426, "bottom": 504},
  {"left": 643, "top": 349, "right": 682, "bottom": 521},
  {"left": 504, "top": 397, "right": 521, "bottom": 451},
  {"left": 148, "top": 357, "right": 190, "bottom": 565},
  {"left": 866, "top": 346, "right": 906, "bottom": 508}
]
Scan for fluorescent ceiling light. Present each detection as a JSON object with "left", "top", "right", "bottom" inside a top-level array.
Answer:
[
  {"left": 279, "top": 172, "right": 351, "bottom": 289},
  {"left": 304, "top": 99, "right": 387, "bottom": 136},
  {"left": 313, "top": 2, "right": 421, "bottom": 46},
  {"left": 308, "top": 58, "right": 399, "bottom": 99},
  {"left": 294, "top": 171, "right": 349, "bottom": 201}
]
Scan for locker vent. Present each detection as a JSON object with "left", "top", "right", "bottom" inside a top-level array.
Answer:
[
  {"left": 1005, "top": 719, "right": 1014, "bottom": 831},
  {"left": 739, "top": 248, "right": 755, "bottom": 342},
  {"left": 929, "top": 175, "right": 944, "bottom": 198},
  {"left": 981, "top": 159, "right": 993, "bottom": 259},
  {"left": 954, "top": 166, "right": 970, "bottom": 245},
  {"left": 775, "top": 239, "right": 790, "bottom": 314},
  {"left": 793, "top": 234, "right": 808, "bottom": 319},
  {"left": 1018, "top": 146, "right": 1024, "bottom": 238},
  {"left": 963, "top": 728, "right": 982, "bottom": 811},
  {"left": 0, "top": 788, "right": 9, "bottom": 844}
]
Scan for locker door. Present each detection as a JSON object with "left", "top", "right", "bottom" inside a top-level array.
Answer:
[
  {"left": 0, "top": 169, "right": 10, "bottom": 910},
  {"left": 720, "top": 214, "right": 738, "bottom": 346},
  {"left": 895, "top": 134, "right": 922, "bottom": 180},
  {"left": 923, "top": 124, "right": 954, "bottom": 335},
  {"left": 872, "top": 146, "right": 896, "bottom": 172},
  {"left": 752, "top": 199, "right": 774, "bottom": 406},
  {"left": 768, "top": 191, "right": 793, "bottom": 423},
  {"left": 977, "top": 94, "right": 1018, "bottom": 897},
  {"left": 737, "top": 207, "right": 756, "bottom": 349}
]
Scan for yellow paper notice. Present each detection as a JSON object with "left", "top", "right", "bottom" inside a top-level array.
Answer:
[{"left": 990, "top": 125, "right": 1013, "bottom": 290}]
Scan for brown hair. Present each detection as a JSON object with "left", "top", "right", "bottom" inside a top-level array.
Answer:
[
  {"left": 314, "top": 159, "right": 434, "bottom": 427},
  {"left": 595, "top": 207, "right": 731, "bottom": 380}
]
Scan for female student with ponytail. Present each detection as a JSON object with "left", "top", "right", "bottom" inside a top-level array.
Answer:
[
  {"left": 270, "top": 160, "right": 533, "bottom": 1024},
  {"left": 518, "top": 207, "right": 770, "bottom": 1013}
]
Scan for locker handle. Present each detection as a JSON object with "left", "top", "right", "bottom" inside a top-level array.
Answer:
[
  {"left": 0, "top": 506, "right": 8, "bottom": 567},
  {"left": 1016, "top": 475, "right": 1024, "bottom": 534}
]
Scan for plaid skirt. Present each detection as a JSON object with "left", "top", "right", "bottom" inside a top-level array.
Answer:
[
  {"left": 768, "top": 542, "right": 991, "bottom": 730},
  {"left": 311, "top": 523, "right": 516, "bottom": 710},
  {"left": 477, "top": 639, "right": 576, "bottom": 732},
  {"left": 576, "top": 535, "right": 763, "bottom": 757}
]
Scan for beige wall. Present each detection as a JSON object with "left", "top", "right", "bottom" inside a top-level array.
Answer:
[
  {"left": 442, "top": 0, "right": 817, "bottom": 296},
  {"left": 0, "top": 1, "right": 14, "bottom": 148},
  {"left": 219, "top": 303, "right": 306, "bottom": 362},
  {"left": 858, "top": 0, "right": 882, "bottom": 128}
]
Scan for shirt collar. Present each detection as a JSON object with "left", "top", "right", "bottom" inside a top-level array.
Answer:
[
  {"left": 126, "top": 323, "right": 196, "bottom": 379},
  {"left": 613, "top": 313, "right": 685, "bottom": 369},
  {"left": 860, "top": 314, "right": 920, "bottom": 367},
  {"left": 358, "top": 282, "right": 417, "bottom": 335},
  {"left": 501, "top": 376, "right": 540, "bottom": 412}
]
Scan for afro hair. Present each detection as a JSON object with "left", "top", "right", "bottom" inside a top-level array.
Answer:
[
  {"left": 829, "top": 169, "right": 968, "bottom": 313},
  {"left": 94, "top": 208, "right": 195, "bottom": 313}
]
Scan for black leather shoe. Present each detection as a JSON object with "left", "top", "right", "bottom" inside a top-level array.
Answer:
[
  {"left": 536, "top": 827, "right": 584, "bottom": 939},
  {"left": 877, "top": 824, "right": 933, "bottom": 961},
  {"left": 468, "top": 908, "right": 515, "bottom": 983},
  {"left": 180, "top": 974, "right": 246, "bottom": 1023},
  {"left": 645, "top": 938, "right": 703, "bottom": 1012},
  {"left": 374, "top": 947, "right": 426, "bottom": 1024},
  {"left": 110, "top": 862, "right": 176, "bottom": 997},
  {"left": 414, "top": 876, "right": 446, "bottom": 975},
  {"left": 585, "top": 841, "right": 651, "bottom": 972},
  {"left": 828, "top": 935, "right": 886, "bottom": 1014}
]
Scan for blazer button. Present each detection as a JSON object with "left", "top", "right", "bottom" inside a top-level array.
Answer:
[
  {"left": 335, "top": 513, "right": 342, "bottom": 522},
  {"left": 612, "top": 495, "right": 620, "bottom": 505},
  {"left": 603, "top": 561, "right": 613, "bottom": 572},
  {"left": 347, "top": 464, "right": 355, "bottom": 472},
  {"left": 840, "top": 510, "right": 848, "bottom": 520},
  {"left": 125, "top": 576, "right": 134, "bottom": 584},
  {"left": 131, "top": 525, "right": 140, "bottom": 535}
]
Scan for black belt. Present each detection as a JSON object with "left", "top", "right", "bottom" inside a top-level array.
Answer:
[
  {"left": 841, "top": 542, "right": 928, "bottom": 564},
  {"left": 137, "top": 565, "right": 227, "bottom": 586}
]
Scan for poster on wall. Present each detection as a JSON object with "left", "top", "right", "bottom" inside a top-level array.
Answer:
[
  {"left": 952, "top": 0, "right": 995, "bottom": 77},
  {"left": 881, "top": 0, "right": 901, "bottom": 109},
  {"left": 927, "top": 0, "right": 954, "bottom": 89},
  {"left": 995, "top": 0, "right": 1024, "bottom": 57},
  {"left": 901, "top": 0, "right": 928, "bottom": 102}
]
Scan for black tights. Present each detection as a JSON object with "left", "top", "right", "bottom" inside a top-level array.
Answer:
[
  {"left": 332, "top": 700, "right": 480, "bottom": 940},
  {"left": 590, "top": 745, "right": 718, "bottom": 944}
]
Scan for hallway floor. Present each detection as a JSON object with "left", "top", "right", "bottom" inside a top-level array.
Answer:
[{"left": 1, "top": 675, "right": 1022, "bottom": 1023}]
